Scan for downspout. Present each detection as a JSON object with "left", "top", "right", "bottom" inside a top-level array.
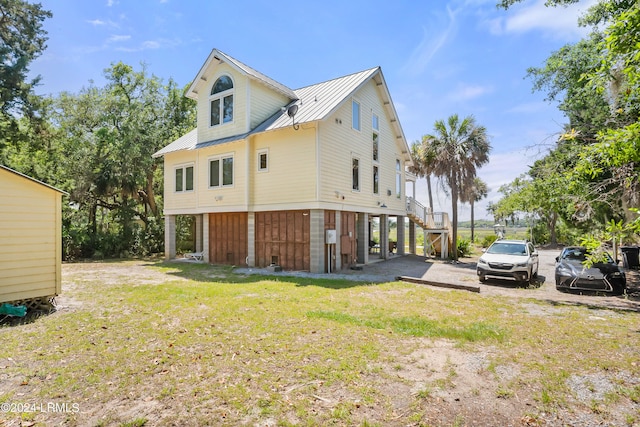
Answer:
[{"left": 316, "top": 122, "right": 320, "bottom": 201}]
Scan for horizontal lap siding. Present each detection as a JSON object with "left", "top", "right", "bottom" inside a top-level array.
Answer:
[
  {"left": 208, "top": 213, "right": 248, "bottom": 266},
  {"left": 0, "top": 171, "right": 60, "bottom": 302},
  {"left": 196, "top": 63, "right": 248, "bottom": 144},
  {"left": 255, "top": 211, "right": 310, "bottom": 271}
]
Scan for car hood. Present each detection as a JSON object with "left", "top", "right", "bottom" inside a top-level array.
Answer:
[
  {"left": 480, "top": 253, "right": 529, "bottom": 264},
  {"left": 559, "top": 259, "right": 619, "bottom": 278}
]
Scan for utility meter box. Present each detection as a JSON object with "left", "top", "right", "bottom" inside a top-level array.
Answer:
[{"left": 325, "top": 229, "right": 337, "bottom": 244}]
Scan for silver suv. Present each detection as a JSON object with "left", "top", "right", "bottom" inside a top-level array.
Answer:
[{"left": 476, "top": 239, "right": 539, "bottom": 284}]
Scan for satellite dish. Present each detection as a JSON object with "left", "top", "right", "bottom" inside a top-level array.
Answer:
[
  {"left": 286, "top": 104, "right": 298, "bottom": 118},
  {"left": 286, "top": 104, "right": 300, "bottom": 130}
]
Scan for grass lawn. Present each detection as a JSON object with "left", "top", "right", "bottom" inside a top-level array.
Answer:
[{"left": 1, "top": 260, "right": 639, "bottom": 426}]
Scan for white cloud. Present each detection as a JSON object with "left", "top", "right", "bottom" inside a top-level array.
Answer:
[
  {"left": 401, "top": 6, "right": 460, "bottom": 76},
  {"left": 107, "top": 34, "right": 131, "bottom": 43},
  {"left": 490, "top": 0, "right": 597, "bottom": 40},
  {"left": 449, "top": 83, "right": 493, "bottom": 102}
]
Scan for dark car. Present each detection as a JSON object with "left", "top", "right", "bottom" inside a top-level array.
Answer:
[{"left": 555, "top": 246, "right": 626, "bottom": 295}]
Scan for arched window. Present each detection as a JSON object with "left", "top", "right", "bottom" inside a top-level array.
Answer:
[{"left": 210, "top": 75, "right": 234, "bottom": 126}]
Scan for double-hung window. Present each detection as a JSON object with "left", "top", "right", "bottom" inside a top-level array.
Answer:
[
  {"left": 175, "top": 165, "right": 194, "bottom": 192},
  {"left": 210, "top": 75, "right": 234, "bottom": 127},
  {"left": 209, "top": 155, "right": 234, "bottom": 188}
]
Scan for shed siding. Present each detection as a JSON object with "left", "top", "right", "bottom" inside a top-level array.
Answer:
[{"left": 0, "top": 169, "right": 61, "bottom": 303}]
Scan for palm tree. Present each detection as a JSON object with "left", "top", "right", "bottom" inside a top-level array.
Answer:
[
  {"left": 461, "top": 177, "right": 489, "bottom": 243},
  {"left": 408, "top": 140, "right": 434, "bottom": 212},
  {"left": 424, "top": 114, "right": 491, "bottom": 261}
]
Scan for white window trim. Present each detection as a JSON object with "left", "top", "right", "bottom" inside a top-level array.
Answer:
[
  {"left": 372, "top": 113, "right": 380, "bottom": 163},
  {"left": 174, "top": 163, "right": 195, "bottom": 193},
  {"left": 352, "top": 99, "right": 361, "bottom": 132},
  {"left": 395, "top": 159, "right": 402, "bottom": 198},
  {"left": 352, "top": 155, "right": 360, "bottom": 192},
  {"left": 257, "top": 148, "right": 269, "bottom": 172},
  {"left": 208, "top": 153, "right": 235, "bottom": 189},
  {"left": 373, "top": 164, "right": 379, "bottom": 195},
  {"left": 209, "top": 74, "right": 235, "bottom": 128}
]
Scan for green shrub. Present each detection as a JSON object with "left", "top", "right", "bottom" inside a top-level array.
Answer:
[
  {"left": 481, "top": 234, "right": 498, "bottom": 248},
  {"left": 457, "top": 238, "right": 473, "bottom": 258}
]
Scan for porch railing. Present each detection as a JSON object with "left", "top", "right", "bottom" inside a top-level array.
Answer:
[{"left": 406, "top": 197, "right": 450, "bottom": 230}]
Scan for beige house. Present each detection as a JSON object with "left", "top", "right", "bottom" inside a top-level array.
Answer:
[
  {"left": 154, "top": 49, "right": 449, "bottom": 273},
  {"left": 0, "top": 165, "right": 65, "bottom": 304}
]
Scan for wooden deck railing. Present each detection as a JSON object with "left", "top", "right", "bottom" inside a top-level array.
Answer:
[{"left": 406, "top": 197, "right": 450, "bottom": 230}]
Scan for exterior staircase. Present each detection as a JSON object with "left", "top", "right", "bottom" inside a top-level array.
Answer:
[{"left": 406, "top": 197, "right": 452, "bottom": 258}]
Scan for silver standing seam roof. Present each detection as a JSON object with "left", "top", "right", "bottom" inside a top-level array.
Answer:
[{"left": 154, "top": 50, "right": 410, "bottom": 163}]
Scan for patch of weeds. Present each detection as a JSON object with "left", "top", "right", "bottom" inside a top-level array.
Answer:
[
  {"left": 415, "top": 386, "right": 432, "bottom": 399},
  {"left": 589, "top": 399, "right": 605, "bottom": 414},
  {"left": 257, "top": 398, "right": 273, "bottom": 415},
  {"left": 620, "top": 384, "right": 640, "bottom": 403},
  {"left": 624, "top": 413, "right": 637, "bottom": 425},
  {"left": 452, "top": 414, "right": 466, "bottom": 427},
  {"left": 331, "top": 401, "right": 355, "bottom": 421},
  {"left": 495, "top": 385, "right": 514, "bottom": 399},
  {"left": 120, "top": 418, "right": 148, "bottom": 427},
  {"left": 306, "top": 311, "right": 506, "bottom": 343}
]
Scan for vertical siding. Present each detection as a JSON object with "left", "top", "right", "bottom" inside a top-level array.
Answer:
[
  {"left": 340, "top": 211, "right": 357, "bottom": 267},
  {"left": 0, "top": 170, "right": 61, "bottom": 302},
  {"left": 255, "top": 210, "right": 310, "bottom": 270},
  {"left": 208, "top": 212, "right": 248, "bottom": 265}
]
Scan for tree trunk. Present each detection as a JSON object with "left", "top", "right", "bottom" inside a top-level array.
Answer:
[
  {"left": 470, "top": 199, "right": 475, "bottom": 243},
  {"left": 549, "top": 211, "right": 558, "bottom": 245},
  {"left": 146, "top": 167, "right": 158, "bottom": 217},
  {"left": 426, "top": 174, "right": 434, "bottom": 212},
  {"left": 451, "top": 177, "right": 459, "bottom": 262}
]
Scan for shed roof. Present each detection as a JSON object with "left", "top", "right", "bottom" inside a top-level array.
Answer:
[{"left": 0, "top": 165, "right": 68, "bottom": 195}]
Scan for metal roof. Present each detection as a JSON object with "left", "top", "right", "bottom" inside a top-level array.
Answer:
[
  {"left": 186, "top": 49, "right": 297, "bottom": 101},
  {"left": 155, "top": 63, "right": 411, "bottom": 164},
  {"left": 152, "top": 128, "right": 197, "bottom": 158}
]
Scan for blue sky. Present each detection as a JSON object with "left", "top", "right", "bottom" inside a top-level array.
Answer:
[{"left": 30, "top": 0, "right": 595, "bottom": 220}]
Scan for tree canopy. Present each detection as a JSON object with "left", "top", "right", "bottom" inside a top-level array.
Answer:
[{"left": 494, "top": 0, "right": 640, "bottom": 245}]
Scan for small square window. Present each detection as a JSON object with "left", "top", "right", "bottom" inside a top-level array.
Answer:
[{"left": 258, "top": 150, "right": 268, "bottom": 171}]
